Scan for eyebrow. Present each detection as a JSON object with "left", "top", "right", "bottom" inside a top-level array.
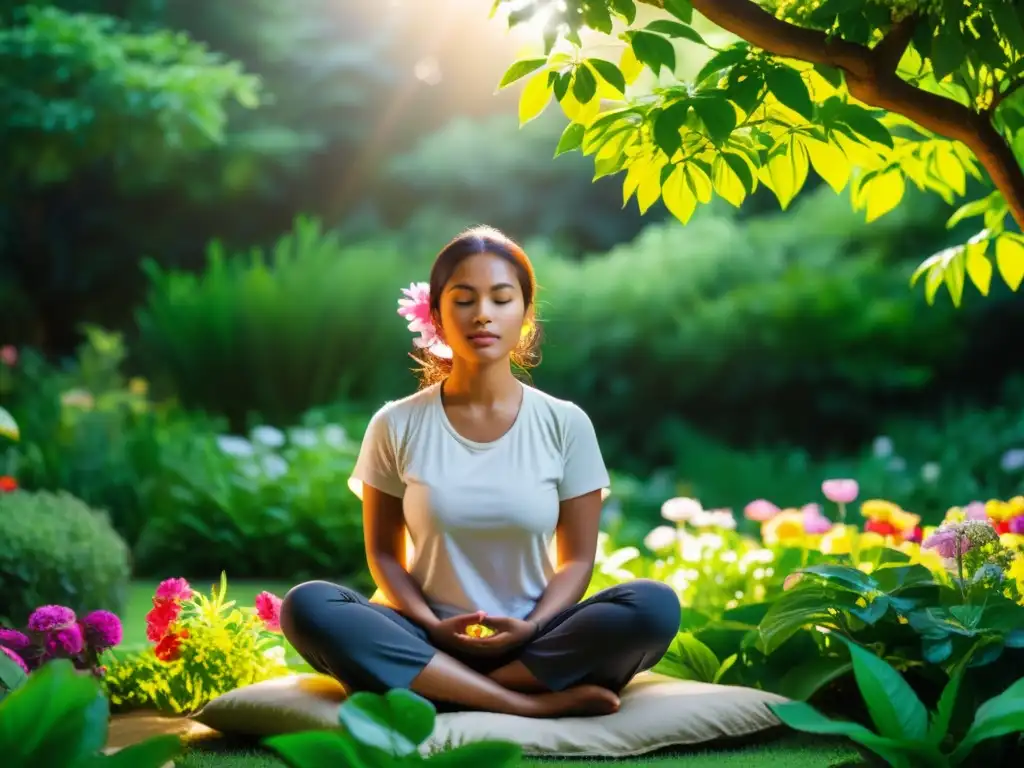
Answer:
[{"left": 448, "top": 283, "right": 516, "bottom": 292}]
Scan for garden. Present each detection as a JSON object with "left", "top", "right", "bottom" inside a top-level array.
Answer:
[{"left": 5, "top": 0, "right": 1024, "bottom": 766}]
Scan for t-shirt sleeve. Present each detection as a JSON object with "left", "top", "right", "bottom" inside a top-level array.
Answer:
[
  {"left": 557, "top": 403, "right": 610, "bottom": 502},
  {"left": 351, "top": 405, "right": 406, "bottom": 499}
]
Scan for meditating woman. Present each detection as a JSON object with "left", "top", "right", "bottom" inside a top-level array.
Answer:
[{"left": 280, "top": 226, "right": 680, "bottom": 718}]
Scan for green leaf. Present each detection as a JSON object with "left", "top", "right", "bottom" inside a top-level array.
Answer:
[
  {"left": 800, "top": 135, "right": 849, "bottom": 193},
  {"left": 586, "top": 58, "right": 626, "bottom": 95},
  {"left": 837, "top": 104, "right": 893, "bottom": 148},
  {"left": 947, "top": 196, "right": 993, "bottom": 229},
  {"left": 89, "top": 735, "right": 183, "bottom": 767},
  {"left": 871, "top": 563, "right": 937, "bottom": 594},
  {"left": 663, "top": 0, "right": 694, "bottom": 23},
  {"left": 609, "top": 0, "right": 637, "bottom": 24},
  {"left": 424, "top": 740, "right": 522, "bottom": 768},
  {"left": 518, "top": 73, "right": 552, "bottom": 125},
  {"left": 860, "top": 169, "right": 906, "bottom": 223},
  {"left": 768, "top": 702, "right": 923, "bottom": 768},
  {"left": 645, "top": 20, "right": 706, "bottom": 46},
  {"left": 691, "top": 95, "right": 736, "bottom": 144},
  {"left": 662, "top": 163, "right": 697, "bottom": 223},
  {"left": 766, "top": 135, "right": 809, "bottom": 210},
  {"left": 338, "top": 690, "right": 436, "bottom": 757},
  {"left": 670, "top": 634, "right": 720, "bottom": 682},
  {"left": 653, "top": 100, "right": 690, "bottom": 157},
  {"left": 778, "top": 657, "right": 854, "bottom": 702},
  {"left": 266, "top": 731, "right": 370, "bottom": 768},
  {"left": 952, "top": 677, "right": 1024, "bottom": 761},
  {"left": 800, "top": 564, "right": 878, "bottom": 595},
  {"left": 996, "top": 233, "right": 1024, "bottom": 290},
  {"left": 759, "top": 585, "right": 852, "bottom": 654},
  {"left": 631, "top": 31, "right": 676, "bottom": 75},
  {"left": 991, "top": 2, "right": 1024, "bottom": 53},
  {"left": 498, "top": 58, "right": 548, "bottom": 88},
  {"left": 928, "top": 654, "right": 972, "bottom": 747},
  {"left": 835, "top": 636, "right": 928, "bottom": 742},
  {"left": 0, "top": 651, "right": 27, "bottom": 693},
  {"left": 572, "top": 64, "right": 597, "bottom": 103},
  {"left": 931, "top": 26, "right": 966, "bottom": 81},
  {"left": 922, "top": 637, "right": 954, "bottom": 664},
  {"left": 0, "top": 406, "right": 19, "bottom": 441},
  {"left": 555, "top": 123, "right": 585, "bottom": 157},
  {"left": 766, "top": 66, "right": 814, "bottom": 120},
  {"left": 712, "top": 153, "right": 748, "bottom": 207},
  {"left": 697, "top": 44, "right": 750, "bottom": 86}
]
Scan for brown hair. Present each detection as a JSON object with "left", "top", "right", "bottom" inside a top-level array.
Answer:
[{"left": 413, "top": 226, "right": 541, "bottom": 388}]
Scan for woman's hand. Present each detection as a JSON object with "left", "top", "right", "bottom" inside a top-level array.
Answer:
[
  {"left": 427, "top": 612, "right": 492, "bottom": 654},
  {"left": 456, "top": 616, "right": 539, "bottom": 656}
]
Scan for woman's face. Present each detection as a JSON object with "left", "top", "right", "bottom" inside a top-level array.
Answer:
[{"left": 436, "top": 252, "right": 528, "bottom": 364}]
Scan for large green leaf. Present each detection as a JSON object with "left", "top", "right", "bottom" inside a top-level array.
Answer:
[
  {"left": 631, "top": 31, "right": 676, "bottom": 74},
  {"left": 837, "top": 636, "right": 928, "bottom": 742},
  {"left": 766, "top": 66, "right": 814, "bottom": 120},
  {"left": 338, "top": 689, "right": 436, "bottom": 757},
  {"left": 951, "top": 677, "right": 1024, "bottom": 761},
  {"left": 777, "top": 657, "right": 853, "bottom": 702},
  {"left": 423, "top": 740, "right": 522, "bottom": 768},
  {"left": 0, "top": 652, "right": 28, "bottom": 694},
  {"left": 498, "top": 58, "right": 548, "bottom": 89},
  {"left": 800, "top": 564, "right": 878, "bottom": 596},
  {"left": 266, "top": 731, "right": 370, "bottom": 768},
  {"left": 769, "top": 701, "right": 930, "bottom": 768},
  {"left": 758, "top": 586, "right": 852, "bottom": 654}
]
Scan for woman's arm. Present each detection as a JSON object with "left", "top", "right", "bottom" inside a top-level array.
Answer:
[
  {"left": 524, "top": 489, "right": 602, "bottom": 627},
  {"left": 362, "top": 483, "right": 440, "bottom": 630}
]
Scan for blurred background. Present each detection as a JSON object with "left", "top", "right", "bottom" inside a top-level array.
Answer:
[{"left": 4, "top": 0, "right": 1024, "bottom": 592}]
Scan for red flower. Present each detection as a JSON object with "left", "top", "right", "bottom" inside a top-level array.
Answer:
[
  {"left": 905, "top": 526, "right": 923, "bottom": 543},
  {"left": 255, "top": 591, "right": 283, "bottom": 633},
  {"left": 995, "top": 521, "right": 1011, "bottom": 535},
  {"left": 154, "top": 630, "right": 188, "bottom": 662},
  {"left": 0, "top": 476, "right": 17, "bottom": 493},
  {"left": 145, "top": 599, "right": 181, "bottom": 642},
  {"left": 865, "top": 520, "right": 898, "bottom": 536}
]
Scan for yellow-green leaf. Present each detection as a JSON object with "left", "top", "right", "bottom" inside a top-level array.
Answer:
[
  {"left": 0, "top": 406, "right": 18, "bottom": 441},
  {"left": 518, "top": 73, "right": 552, "bottom": 125},
  {"left": 965, "top": 240, "right": 993, "bottom": 296},
  {"left": 686, "top": 163, "right": 713, "bottom": 204},
  {"left": 934, "top": 145, "right": 967, "bottom": 197},
  {"left": 767, "top": 136, "right": 809, "bottom": 210},
  {"left": 620, "top": 45, "right": 643, "bottom": 84},
  {"left": 802, "top": 136, "right": 849, "bottom": 193},
  {"left": 635, "top": 159, "right": 664, "bottom": 213},
  {"left": 945, "top": 250, "right": 966, "bottom": 306},
  {"left": 864, "top": 170, "right": 905, "bottom": 223},
  {"left": 996, "top": 233, "right": 1024, "bottom": 290},
  {"left": 663, "top": 164, "right": 697, "bottom": 223},
  {"left": 499, "top": 58, "right": 549, "bottom": 89},
  {"left": 712, "top": 154, "right": 746, "bottom": 207}
]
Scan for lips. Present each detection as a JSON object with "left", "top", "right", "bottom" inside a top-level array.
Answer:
[{"left": 468, "top": 333, "right": 499, "bottom": 340}]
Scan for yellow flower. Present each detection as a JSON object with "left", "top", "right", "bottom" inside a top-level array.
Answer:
[
  {"left": 986, "top": 499, "right": 1015, "bottom": 522},
  {"left": 1009, "top": 556, "right": 1024, "bottom": 594},
  {"left": 857, "top": 531, "right": 887, "bottom": 550},
  {"left": 892, "top": 510, "right": 921, "bottom": 531},
  {"left": 1001, "top": 533, "right": 1024, "bottom": 551},
  {"left": 860, "top": 499, "right": 902, "bottom": 522},
  {"left": 819, "top": 524, "right": 855, "bottom": 555},
  {"left": 762, "top": 509, "right": 805, "bottom": 547},
  {"left": 898, "top": 541, "right": 946, "bottom": 573},
  {"left": 129, "top": 377, "right": 149, "bottom": 396}
]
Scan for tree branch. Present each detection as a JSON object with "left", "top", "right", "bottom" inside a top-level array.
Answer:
[{"left": 632, "top": 0, "right": 1024, "bottom": 227}]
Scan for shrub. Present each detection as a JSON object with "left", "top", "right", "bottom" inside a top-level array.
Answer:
[
  {"left": 136, "top": 216, "right": 417, "bottom": 429},
  {"left": 0, "top": 490, "right": 130, "bottom": 626}
]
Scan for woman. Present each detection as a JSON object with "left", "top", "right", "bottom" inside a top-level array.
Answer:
[{"left": 281, "top": 226, "right": 680, "bottom": 718}]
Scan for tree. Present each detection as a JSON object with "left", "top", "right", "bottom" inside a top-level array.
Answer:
[{"left": 492, "top": 0, "right": 1024, "bottom": 305}]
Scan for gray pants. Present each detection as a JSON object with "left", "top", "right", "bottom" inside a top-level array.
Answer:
[{"left": 280, "top": 579, "right": 680, "bottom": 707}]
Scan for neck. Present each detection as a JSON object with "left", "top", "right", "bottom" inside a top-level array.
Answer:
[{"left": 444, "top": 359, "right": 520, "bottom": 404}]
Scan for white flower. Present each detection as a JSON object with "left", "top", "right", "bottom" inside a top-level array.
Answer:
[
  {"left": 661, "top": 497, "right": 703, "bottom": 523},
  {"left": 217, "top": 435, "right": 254, "bottom": 458},
  {"left": 1000, "top": 448, "right": 1024, "bottom": 473},
  {"left": 921, "top": 462, "right": 941, "bottom": 483},
  {"left": 261, "top": 454, "right": 289, "bottom": 480},
  {"left": 872, "top": 436, "right": 894, "bottom": 458},
  {"left": 644, "top": 525, "right": 678, "bottom": 553},
  {"left": 263, "top": 646, "right": 287, "bottom": 665},
  {"left": 322, "top": 425, "right": 347, "bottom": 448},
  {"left": 691, "top": 508, "right": 736, "bottom": 530},
  {"left": 252, "top": 426, "right": 285, "bottom": 448},
  {"left": 289, "top": 428, "right": 319, "bottom": 448}
]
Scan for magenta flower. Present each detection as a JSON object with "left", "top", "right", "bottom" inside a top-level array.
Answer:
[
  {"left": 155, "top": 578, "right": 193, "bottom": 603},
  {"left": 46, "top": 623, "right": 84, "bottom": 657},
  {"left": 397, "top": 282, "right": 452, "bottom": 359},
  {"left": 802, "top": 503, "right": 833, "bottom": 534},
  {"left": 822, "top": 479, "right": 859, "bottom": 504},
  {"left": 744, "top": 499, "right": 780, "bottom": 522},
  {"left": 27, "top": 605, "right": 76, "bottom": 633},
  {"left": 923, "top": 528, "right": 971, "bottom": 559},
  {"left": 81, "top": 611, "right": 123, "bottom": 650},
  {"left": 0, "top": 645, "right": 28, "bottom": 674},
  {"left": 1009, "top": 516, "right": 1024, "bottom": 535},
  {"left": 255, "top": 591, "right": 283, "bottom": 633},
  {"left": 0, "top": 628, "right": 30, "bottom": 650}
]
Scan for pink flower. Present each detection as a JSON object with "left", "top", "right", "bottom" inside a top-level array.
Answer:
[
  {"left": 0, "top": 345, "right": 16, "bottom": 367},
  {"left": 155, "top": 578, "right": 193, "bottom": 603},
  {"left": 255, "top": 591, "right": 283, "bottom": 633},
  {"left": 46, "top": 624, "right": 84, "bottom": 657},
  {"left": 822, "top": 479, "right": 859, "bottom": 505},
  {"left": 923, "top": 528, "right": 971, "bottom": 559},
  {"left": 1, "top": 645, "right": 28, "bottom": 674},
  {"left": 964, "top": 501, "right": 988, "bottom": 521},
  {"left": 0, "top": 628, "right": 30, "bottom": 650},
  {"left": 802, "top": 503, "right": 833, "bottom": 534},
  {"left": 397, "top": 282, "right": 452, "bottom": 359},
  {"left": 1010, "top": 516, "right": 1024, "bottom": 535},
  {"left": 744, "top": 499, "right": 780, "bottom": 522},
  {"left": 81, "top": 611, "right": 123, "bottom": 650},
  {"left": 27, "top": 605, "right": 76, "bottom": 633}
]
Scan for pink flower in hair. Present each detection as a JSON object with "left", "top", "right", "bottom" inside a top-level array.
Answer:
[{"left": 397, "top": 283, "right": 452, "bottom": 359}]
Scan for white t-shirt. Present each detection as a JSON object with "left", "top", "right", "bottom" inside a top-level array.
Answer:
[{"left": 351, "top": 382, "right": 610, "bottom": 620}]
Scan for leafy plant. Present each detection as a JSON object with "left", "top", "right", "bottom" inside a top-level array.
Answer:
[
  {"left": 493, "top": 0, "right": 1024, "bottom": 305},
  {"left": 0, "top": 658, "right": 181, "bottom": 767},
  {"left": 771, "top": 636, "right": 1024, "bottom": 767},
  {"left": 266, "top": 688, "right": 522, "bottom": 768}
]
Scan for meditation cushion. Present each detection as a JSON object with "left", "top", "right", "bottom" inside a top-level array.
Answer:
[{"left": 194, "top": 671, "right": 787, "bottom": 757}]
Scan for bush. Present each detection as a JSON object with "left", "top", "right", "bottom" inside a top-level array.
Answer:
[
  {"left": 136, "top": 216, "right": 417, "bottom": 429},
  {"left": 0, "top": 490, "right": 130, "bottom": 626}
]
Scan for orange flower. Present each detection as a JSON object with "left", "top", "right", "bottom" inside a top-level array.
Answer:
[{"left": 0, "top": 476, "right": 17, "bottom": 493}]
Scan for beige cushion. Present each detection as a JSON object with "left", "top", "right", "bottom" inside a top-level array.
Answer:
[{"left": 194, "top": 672, "right": 787, "bottom": 757}]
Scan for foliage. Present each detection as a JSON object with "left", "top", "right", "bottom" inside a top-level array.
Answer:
[
  {"left": 102, "top": 575, "right": 290, "bottom": 714},
  {"left": 136, "top": 216, "right": 417, "bottom": 428},
  {"left": 493, "top": 0, "right": 1024, "bottom": 306},
  {"left": 0, "top": 658, "right": 182, "bottom": 767},
  {"left": 0, "top": 489, "right": 130, "bottom": 628},
  {"left": 266, "top": 687, "right": 522, "bottom": 768},
  {"left": 771, "top": 638, "right": 1024, "bottom": 767}
]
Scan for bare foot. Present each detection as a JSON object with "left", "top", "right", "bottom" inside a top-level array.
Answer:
[{"left": 521, "top": 684, "right": 620, "bottom": 718}]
